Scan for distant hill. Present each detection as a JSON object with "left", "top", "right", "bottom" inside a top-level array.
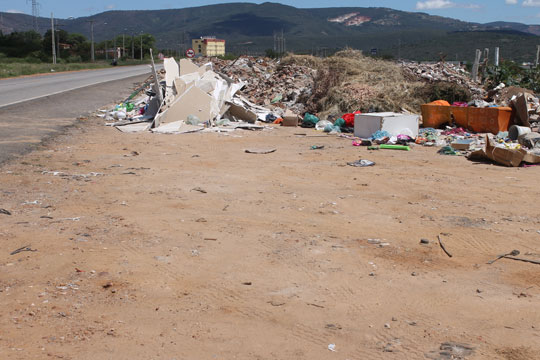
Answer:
[{"left": 1, "top": 2, "right": 539, "bottom": 62}]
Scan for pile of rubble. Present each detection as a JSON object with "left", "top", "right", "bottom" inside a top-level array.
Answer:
[
  {"left": 195, "top": 56, "right": 316, "bottom": 115},
  {"left": 99, "top": 55, "right": 277, "bottom": 134},
  {"left": 401, "top": 61, "right": 485, "bottom": 98}
]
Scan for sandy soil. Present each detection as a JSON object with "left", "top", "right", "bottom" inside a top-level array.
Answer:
[{"left": 0, "top": 118, "right": 539, "bottom": 359}]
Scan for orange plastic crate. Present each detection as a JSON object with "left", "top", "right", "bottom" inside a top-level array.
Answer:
[
  {"left": 421, "top": 105, "right": 512, "bottom": 134},
  {"left": 466, "top": 107, "right": 512, "bottom": 134},
  {"left": 421, "top": 105, "right": 451, "bottom": 128}
]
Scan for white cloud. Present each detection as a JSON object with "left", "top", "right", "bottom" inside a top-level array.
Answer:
[
  {"left": 416, "top": 0, "right": 455, "bottom": 9},
  {"left": 505, "top": 0, "right": 518, "bottom": 4},
  {"left": 105, "top": 4, "right": 116, "bottom": 10},
  {"left": 416, "top": 1, "right": 480, "bottom": 9},
  {"left": 524, "top": 0, "right": 540, "bottom": 6},
  {"left": 6, "top": 9, "right": 24, "bottom": 14}
]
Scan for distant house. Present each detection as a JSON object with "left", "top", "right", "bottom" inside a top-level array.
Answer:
[{"left": 192, "top": 36, "right": 226, "bottom": 57}]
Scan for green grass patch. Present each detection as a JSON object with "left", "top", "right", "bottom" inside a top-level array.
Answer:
[{"left": 0, "top": 60, "right": 150, "bottom": 79}]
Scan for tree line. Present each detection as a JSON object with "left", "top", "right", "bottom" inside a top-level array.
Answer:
[{"left": 0, "top": 30, "right": 156, "bottom": 63}]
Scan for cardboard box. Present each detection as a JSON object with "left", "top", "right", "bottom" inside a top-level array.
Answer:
[
  {"left": 354, "top": 112, "right": 419, "bottom": 138},
  {"left": 451, "top": 139, "right": 474, "bottom": 150},
  {"left": 282, "top": 111, "right": 299, "bottom": 127}
]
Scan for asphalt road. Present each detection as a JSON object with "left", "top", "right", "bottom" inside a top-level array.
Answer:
[
  {"left": 0, "top": 73, "right": 149, "bottom": 165},
  {"left": 0, "top": 65, "right": 153, "bottom": 108}
]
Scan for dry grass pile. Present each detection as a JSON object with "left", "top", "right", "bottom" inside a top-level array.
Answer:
[{"left": 285, "top": 49, "right": 429, "bottom": 117}]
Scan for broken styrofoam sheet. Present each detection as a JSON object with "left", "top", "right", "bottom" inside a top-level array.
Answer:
[
  {"left": 151, "top": 121, "right": 204, "bottom": 134},
  {"left": 154, "top": 85, "right": 215, "bottom": 126},
  {"left": 179, "top": 59, "right": 201, "bottom": 76},
  {"left": 164, "top": 58, "right": 180, "bottom": 87},
  {"left": 115, "top": 122, "right": 151, "bottom": 133},
  {"left": 230, "top": 96, "right": 272, "bottom": 121}
]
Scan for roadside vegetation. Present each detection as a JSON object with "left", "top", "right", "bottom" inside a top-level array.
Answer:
[{"left": 0, "top": 30, "right": 155, "bottom": 78}]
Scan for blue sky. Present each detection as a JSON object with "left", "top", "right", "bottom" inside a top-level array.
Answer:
[{"left": 2, "top": 0, "right": 540, "bottom": 24}]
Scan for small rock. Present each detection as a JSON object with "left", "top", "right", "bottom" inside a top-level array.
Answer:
[
  {"left": 392, "top": 317, "right": 398, "bottom": 322},
  {"left": 476, "top": 289, "right": 483, "bottom": 294},
  {"left": 384, "top": 323, "right": 391, "bottom": 329},
  {"left": 420, "top": 239, "right": 430, "bottom": 245},
  {"left": 369, "top": 272, "right": 376, "bottom": 277},
  {"left": 411, "top": 272, "right": 418, "bottom": 277}
]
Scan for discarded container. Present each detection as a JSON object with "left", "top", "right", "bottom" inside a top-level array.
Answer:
[
  {"left": 509, "top": 125, "right": 532, "bottom": 141},
  {"left": 421, "top": 104, "right": 452, "bottom": 128},
  {"left": 421, "top": 105, "right": 512, "bottom": 134},
  {"left": 467, "top": 107, "right": 512, "bottom": 134},
  {"left": 354, "top": 113, "right": 419, "bottom": 139}
]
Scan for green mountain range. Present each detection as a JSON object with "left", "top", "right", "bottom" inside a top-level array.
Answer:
[{"left": 1, "top": 2, "right": 539, "bottom": 62}]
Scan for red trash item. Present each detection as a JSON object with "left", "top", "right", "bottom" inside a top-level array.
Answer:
[{"left": 342, "top": 111, "right": 362, "bottom": 127}]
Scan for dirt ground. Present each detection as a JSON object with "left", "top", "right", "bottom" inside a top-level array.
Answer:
[{"left": 1, "top": 116, "right": 539, "bottom": 359}]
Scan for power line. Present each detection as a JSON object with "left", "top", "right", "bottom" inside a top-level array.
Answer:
[{"left": 27, "top": 0, "right": 40, "bottom": 32}]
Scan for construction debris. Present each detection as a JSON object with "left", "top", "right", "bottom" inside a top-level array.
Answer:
[{"left": 98, "top": 50, "right": 540, "bottom": 168}]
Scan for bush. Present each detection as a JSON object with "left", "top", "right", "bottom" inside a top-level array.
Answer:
[{"left": 66, "top": 55, "right": 83, "bottom": 63}]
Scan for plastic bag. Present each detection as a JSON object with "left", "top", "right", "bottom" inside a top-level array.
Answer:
[
  {"left": 186, "top": 115, "right": 200, "bottom": 125},
  {"left": 303, "top": 113, "right": 319, "bottom": 126},
  {"left": 315, "top": 120, "right": 332, "bottom": 131}
]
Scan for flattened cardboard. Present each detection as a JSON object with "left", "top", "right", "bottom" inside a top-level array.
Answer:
[{"left": 282, "top": 110, "right": 299, "bottom": 127}]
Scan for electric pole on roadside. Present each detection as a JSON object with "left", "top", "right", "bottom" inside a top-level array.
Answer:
[
  {"left": 87, "top": 20, "right": 95, "bottom": 62},
  {"left": 51, "top": 13, "right": 56, "bottom": 64},
  {"left": 140, "top": 34, "right": 143, "bottom": 60}
]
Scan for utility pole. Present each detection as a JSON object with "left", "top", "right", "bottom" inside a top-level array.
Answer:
[
  {"left": 51, "top": 13, "right": 56, "bottom": 64},
  {"left": 122, "top": 30, "right": 126, "bottom": 58},
  {"left": 494, "top": 47, "right": 500, "bottom": 67},
  {"left": 140, "top": 34, "right": 143, "bottom": 61},
  {"left": 535, "top": 45, "right": 540, "bottom": 68},
  {"left": 55, "top": 20, "right": 61, "bottom": 59},
  {"left": 131, "top": 33, "right": 135, "bottom": 59},
  {"left": 105, "top": 40, "right": 108, "bottom": 60},
  {"left": 87, "top": 20, "right": 95, "bottom": 62}
]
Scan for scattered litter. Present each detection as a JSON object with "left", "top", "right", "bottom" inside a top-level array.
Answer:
[
  {"left": 347, "top": 160, "right": 375, "bottom": 167},
  {"left": 380, "top": 144, "right": 411, "bottom": 151},
  {"left": 10, "top": 245, "right": 37, "bottom": 255},
  {"left": 487, "top": 250, "right": 520, "bottom": 264},
  {"left": 437, "top": 235, "right": 453, "bottom": 258},
  {"left": 245, "top": 148, "right": 277, "bottom": 154},
  {"left": 0, "top": 208, "right": 11, "bottom": 215},
  {"left": 503, "top": 256, "right": 540, "bottom": 265},
  {"left": 311, "top": 145, "right": 325, "bottom": 150},
  {"left": 328, "top": 344, "right": 337, "bottom": 352},
  {"left": 426, "top": 342, "right": 475, "bottom": 360},
  {"left": 191, "top": 187, "right": 207, "bottom": 194}
]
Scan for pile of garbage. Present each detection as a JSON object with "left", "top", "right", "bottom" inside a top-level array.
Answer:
[
  {"left": 99, "top": 55, "right": 278, "bottom": 134},
  {"left": 401, "top": 61, "right": 485, "bottom": 98},
  {"left": 195, "top": 56, "right": 316, "bottom": 115},
  {"left": 97, "top": 52, "right": 540, "bottom": 168}
]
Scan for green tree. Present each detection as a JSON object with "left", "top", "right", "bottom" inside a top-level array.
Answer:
[{"left": 0, "top": 31, "right": 42, "bottom": 58}]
